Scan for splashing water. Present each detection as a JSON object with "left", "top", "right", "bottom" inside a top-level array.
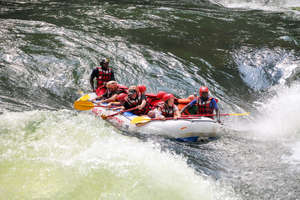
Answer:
[
  {"left": 0, "top": 110, "right": 237, "bottom": 200},
  {"left": 244, "top": 83, "right": 300, "bottom": 138},
  {"left": 212, "top": 0, "right": 300, "bottom": 10}
]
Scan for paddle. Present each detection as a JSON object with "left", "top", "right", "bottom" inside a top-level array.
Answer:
[
  {"left": 182, "top": 112, "right": 250, "bottom": 117},
  {"left": 131, "top": 112, "right": 250, "bottom": 124},
  {"left": 78, "top": 94, "right": 90, "bottom": 101},
  {"left": 73, "top": 100, "right": 110, "bottom": 111},
  {"left": 101, "top": 106, "right": 138, "bottom": 120}
]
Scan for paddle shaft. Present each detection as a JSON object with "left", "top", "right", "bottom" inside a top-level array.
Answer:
[
  {"left": 105, "top": 106, "right": 138, "bottom": 118},
  {"left": 84, "top": 104, "right": 112, "bottom": 108},
  {"left": 148, "top": 113, "right": 249, "bottom": 122}
]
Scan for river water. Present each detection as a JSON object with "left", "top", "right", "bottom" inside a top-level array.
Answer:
[{"left": 1, "top": 0, "right": 300, "bottom": 199}]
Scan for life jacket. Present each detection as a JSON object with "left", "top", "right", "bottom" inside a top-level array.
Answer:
[
  {"left": 146, "top": 93, "right": 163, "bottom": 108},
  {"left": 96, "top": 87, "right": 107, "bottom": 96},
  {"left": 96, "top": 67, "right": 113, "bottom": 88},
  {"left": 125, "top": 94, "right": 142, "bottom": 107},
  {"left": 177, "top": 98, "right": 191, "bottom": 112},
  {"left": 177, "top": 98, "right": 191, "bottom": 104},
  {"left": 177, "top": 98, "right": 199, "bottom": 116},
  {"left": 102, "top": 89, "right": 116, "bottom": 99},
  {"left": 196, "top": 97, "right": 215, "bottom": 116},
  {"left": 125, "top": 94, "right": 151, "bottom": 115},
  {"left": 157, "top": 102, "right": 177, "bottom": 118}
]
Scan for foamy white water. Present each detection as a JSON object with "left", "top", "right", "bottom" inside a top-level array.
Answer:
[
  {"left": 212, "top": 0, "right": 300, "bottom": 10},
  {"left": 0, "top": 110, "right": 237, "bottom": 200}
]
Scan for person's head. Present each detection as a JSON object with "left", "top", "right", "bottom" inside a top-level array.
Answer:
[
  {"left": 137, "top": 85, "right": 146, "bottom": 94},
  {"left": 157, "top": 91, "right": 167, "bottom": 99},
  {"left": 162, "top": 93, "right": 175, "bottom": 106},
  {"left": 106, "top": 81, "right": 118, "bottom": 90},
  {"left": 100, "top": 58, "right": 109, "bottom": 68},
  {"left": 199, "top": 86, "right": 209, "bottom": 99},
  {"left": 128, "top": 86, "right": 138, "bottom": 99}
]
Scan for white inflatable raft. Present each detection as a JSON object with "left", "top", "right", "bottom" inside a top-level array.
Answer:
[{"left": 77, "top": 93, "right": 223, "bottom": 142}]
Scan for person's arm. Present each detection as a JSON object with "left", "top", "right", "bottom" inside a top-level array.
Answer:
[
  {"left": 110, "top": 69, "right": 115, "bottom": 81},
  {"left": 211, "top": 99, "right": 221, "bottom": 123},
  {"left": 180, "top": 99, "right": 196, "bottom": 114},
  {"left": 155, "top": 107, "right": 165, "bottom": 120},
  {"left": 138, "top": 99, "right": 147, "bottom": 110},
  {"left": 174, "top": 105, "right": 181, "bottom": 119},
  {"left": 91, "top": 94, "right": 103, "bottom": 102},
  {"left": 107, "top": 101, "right": 121, "bottom": 107},
  {"left": 100, "top": 94, "right": 118, "bottom": 103},
  {"left": 216, "top": 109, "right": 221, "bottom": 123},
  {"left": 90, "top": 69, "right": 98, "bottom": 92},
  {"left": 121, "top": 101, "right": 130, "bottom": 110}
]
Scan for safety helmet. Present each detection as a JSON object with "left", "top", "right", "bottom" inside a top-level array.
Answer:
[
  {"left": 157, "top": 91, "right": 167, "bottom": 99},
  {"left": 199, "top": 86, "right": 209, "bottom": 97},
  {"left": 162, "top": 93, "right": 174, "bottom": 102},
  {"left": 137, "top": 85, "right": 147, "bottom": 94},
  {"left": 116, "top": 93, "right": 127, "bottom": 101}
]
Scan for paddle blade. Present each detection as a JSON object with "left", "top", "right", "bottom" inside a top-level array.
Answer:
[
  {"left": 73, "top": 101, "right": 95, "bottom": 111},
  {"left": 130, "top": 116, "right": 151, "bottom": 124},
  {"left": 227, "top": 112, "right": 250, "bottom": 116},
  {"left": 79, "top": 94, "right": 90, "bottom": 101}
]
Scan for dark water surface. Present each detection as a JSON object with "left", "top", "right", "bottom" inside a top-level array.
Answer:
[{"left": 1, "top": 0, "right": 300, "bottom": 199}]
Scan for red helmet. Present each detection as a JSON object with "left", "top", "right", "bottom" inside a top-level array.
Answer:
[
  {"left": 116, "top": 93, "right": 127, "bottom": 101},
  {"left": 199, "top": 86, "right": 209, "bottom": 96},
  {"left": 157, "top": 91, "right": 167, "bottom": 99},
  {"left": 162, "top": 93, "right": 174, "bottom": 102},
  {"left": 137, "top": 85, "right": 146, "bottom": 93}
]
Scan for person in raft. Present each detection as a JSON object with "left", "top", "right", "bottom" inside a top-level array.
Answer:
[
  {"left": 120, "top": 86, "right": 151, "bottom": 115},
  {"left": 106, "top": 85, "right": 148, "bottom": 109},
  {"left": 180, "top": 86, "right": 221, "bottom": 123},
  {"left": 91, "top": 81, "right": 127, "bottom": 103},
  {"left": 90, "top": 58, "right": 115, "bottom": 96},
  {"left": 149, "top": 93, "right": 181, "bottom": 120}
]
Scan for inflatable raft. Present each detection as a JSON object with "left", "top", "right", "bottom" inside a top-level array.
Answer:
[{"left": 76, "top": 93, "right": 223, "bottom": 142}]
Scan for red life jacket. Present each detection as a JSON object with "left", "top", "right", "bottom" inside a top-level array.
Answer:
[
  {"left": 102, "top": 89, "right": 117, "bottom": 99},
  {"left": 125, "top": 95, "right": 151, "bottom": 115},
  {"left": 96, "top": 67, "right": 113, "bottom": 88},
  {"left": 145, "top": 93, "right": 162, "bottom": 108},
  {"left": 157, "top": 102, "right": 177, "bottom": 118},
  {"left": 196, "top": 97, "right": 215, "bottom": 116}
]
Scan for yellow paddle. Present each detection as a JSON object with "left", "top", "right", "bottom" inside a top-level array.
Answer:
[
  {"left": 224, "top": 112, "right": 250, "bottom": 116},
  {"left": 78, "top": 94, "right": 90, "bottom": 101},
  {"left": 130, "top": 116, "right": 152, "bottom": 124},
  {"left": 73, "top": 100, "right": 108, "bottom": 111}
]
